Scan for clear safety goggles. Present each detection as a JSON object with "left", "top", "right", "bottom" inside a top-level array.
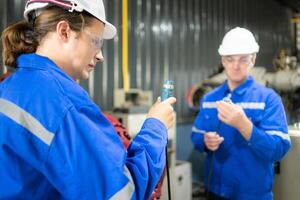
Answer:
[
  {"left": 222, "top": 55, "right": 253, "bottom": 65},
  {"left": 84, "top": 30, "right": 104, "bottom": 51}
]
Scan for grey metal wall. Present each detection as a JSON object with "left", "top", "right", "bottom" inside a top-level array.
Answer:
[{"left": 0, "top": 0, "right": 294, "bottom": 121}]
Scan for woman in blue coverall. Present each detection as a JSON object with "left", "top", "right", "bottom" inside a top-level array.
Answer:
[
  {"left": 191, "top": 27, "right": 291, "bottom": 200},
  {"left": 0, "top": 0, "right": 176, "bottom": 199}
]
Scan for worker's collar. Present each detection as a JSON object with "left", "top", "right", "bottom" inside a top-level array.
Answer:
[
  {"left": 222, "top": 76, "right": 254, "bottom": 96},
  {"left": 16, "top": 53, "right": 74, "bottom": 82}
]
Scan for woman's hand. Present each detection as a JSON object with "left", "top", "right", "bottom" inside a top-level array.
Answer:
[{"left": 147, "top": 97, "right": 176, "bottom": 129}]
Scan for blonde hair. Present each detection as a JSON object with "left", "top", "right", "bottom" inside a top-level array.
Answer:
[{"left": 1, "top": 6, "right": 94, "bottom": 68}]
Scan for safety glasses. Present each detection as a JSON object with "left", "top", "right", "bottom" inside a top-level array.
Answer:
[
  {"left": 84, "top": 30, "right": 104, "bottom": 51},
  {"left": 222, "top": 55, "right": 253, "bottom": 66}
]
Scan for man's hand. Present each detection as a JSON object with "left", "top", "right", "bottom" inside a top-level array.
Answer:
[
  {"left": 216, "top": 101, "right": 253, "bottom": 140},
  {"left": 204, "top": 132, "right": 224, "bottom": 151}
]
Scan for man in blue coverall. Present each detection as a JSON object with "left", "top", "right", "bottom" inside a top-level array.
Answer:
[{"left": 191, "top": 27, "right": 291, "bottom": 200}]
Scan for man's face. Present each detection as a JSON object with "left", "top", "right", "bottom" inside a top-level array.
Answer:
[{"left": 221, "top": 54, "right": 255, "bottom": 87}]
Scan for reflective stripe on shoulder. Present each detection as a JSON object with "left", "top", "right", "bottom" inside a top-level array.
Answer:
[
  {"left": 236, "top": 102, "right": 265, "bottom": 110},
  {"left": 110, "top": 166, "right": 135, "bottom": 200},
  {"left": 265, "top": 130, "right": 291, "bottom": 142},
  {"left": 0, "top": 98, "right": 54, "bottom": 146},
  {"left": 192, "top": 126, "right": 206, "bottom": 134}
]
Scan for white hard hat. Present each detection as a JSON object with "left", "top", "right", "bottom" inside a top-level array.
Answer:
[
  {"left": 24, "top": 0, "right": 116, "bottom": 39},
  {"left": 218, "top": 27, "right": 259, "bottom": 56}
]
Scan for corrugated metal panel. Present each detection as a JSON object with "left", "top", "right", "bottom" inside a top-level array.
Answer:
[
  {"left": 0, "top": 0, "right": 295, "bottom": 122},
  {"left": 0, "top": 0, "right": 7, "bottom": 76}
]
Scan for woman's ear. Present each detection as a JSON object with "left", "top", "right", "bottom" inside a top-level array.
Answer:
[{"left": 56, "top": 21, "right": 71, "bottom": 42}]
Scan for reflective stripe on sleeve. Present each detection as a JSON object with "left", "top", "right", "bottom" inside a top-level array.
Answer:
[
  {"left": 0, "top": 98, "right": 54, "bottom": 146},
  {"left": 265, "top": 130, "right": 291, "bottom": 142},
  {"left": 192, "top": 126, "right": 206, "bottom": 134},
  {"left": 110, "top": 166, "right": 135, "bottom": 200},
  {"left": 202, "top": 102, "right": 216, "bottom": 108}
]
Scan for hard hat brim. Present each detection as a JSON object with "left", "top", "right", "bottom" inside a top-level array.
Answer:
[
  {"left": 100, "top": 19, "right": 117, "bottom": 40},
  {"left": 218, "top": 47, "right": 259, "bottom": 56},
  {"left": 24, "top": 1, "right": 117, "bottom": 40}
]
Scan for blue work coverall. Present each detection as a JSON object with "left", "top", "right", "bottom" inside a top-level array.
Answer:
[
  {"left": 191, "top": 76, "right": 291, "bottom": 200},
  {"left": 0, "top": 53, "right": 167, "bottom": 200}
]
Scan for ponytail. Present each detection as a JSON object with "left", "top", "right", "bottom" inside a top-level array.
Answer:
[
  {"left": 1, "top": 6, "right": 94, "bottom": 69},
  {"left": 1, "top": 20, "right": 38, "bottom": 69}
]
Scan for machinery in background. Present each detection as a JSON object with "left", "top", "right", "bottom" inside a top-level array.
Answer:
[
  {"left": 114, "top": 89, "right": 153, "bottom": 114},
  {"left": 112, "top": 89, "right": 176, "bottom": 152},
  {"left": 160, "top": 160, "right": 192, "bottom": 200},
  {"left": 272, "top": 48, "right": 297, "bottom": 71},
  {"left": 112, "top": 88, "right": 192, "bottom": 200},
  {"left": 273, "top": 128, "right": 300, "bottom": 200}
]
